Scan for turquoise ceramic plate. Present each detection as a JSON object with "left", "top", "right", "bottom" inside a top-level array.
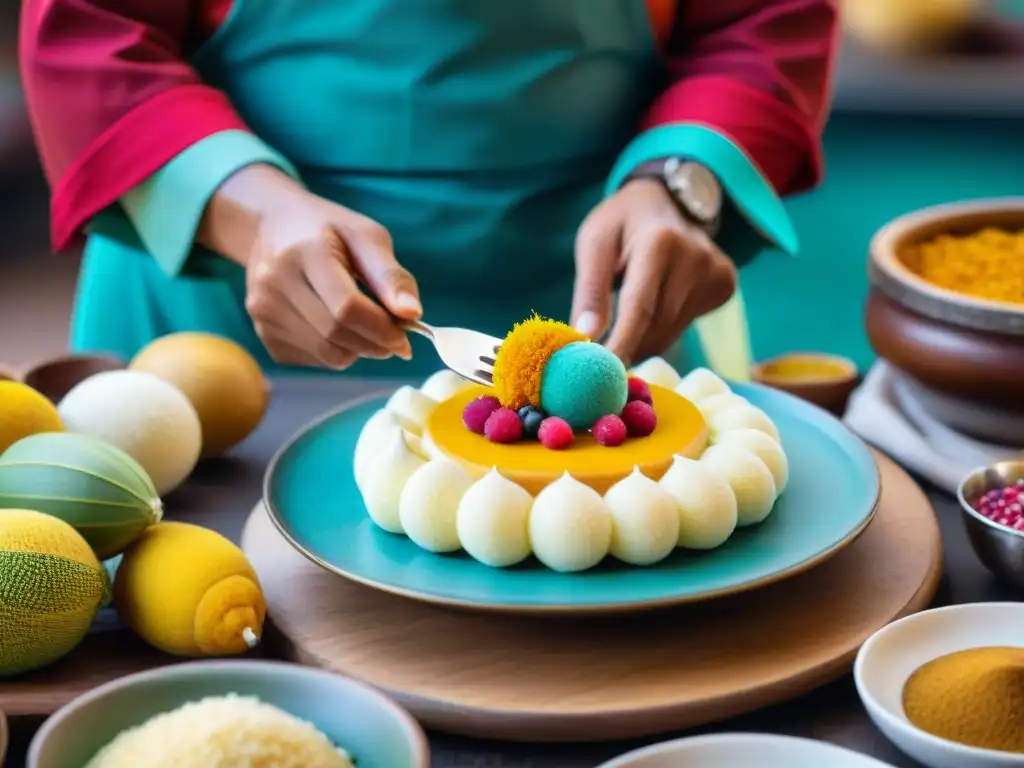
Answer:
[{"left": 265, "top": 384, "right": 880, "bottom": 614}]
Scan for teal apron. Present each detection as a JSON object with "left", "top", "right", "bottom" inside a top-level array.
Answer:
[{"left": 71, "top": 0, "right": 665, "bottom": 377}]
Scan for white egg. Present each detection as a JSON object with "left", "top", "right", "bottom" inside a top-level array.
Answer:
[
  {"left": 605, "top": 468, "right": 680, "bottom": 565},
  {"left": 714, "top": 428, "right": 789, "bottom": 494},
  {"left": 420, "top": 369, "right": 472, "bottom": 402},
  {"left": 659, "top": 456, "right": 738, "bottom": 549},
  {"left": 457, "top": 469, "right": 533, "bottom": 567},
  {"left": 674, "top": 367, "right": 730, "bottom": 403},
  {"left": 399, "top": 460, "right": 475, "bottom": 553},
  {"left": 58, "top": 370, "right": 202, "bottom": 496},
  {"left": 697, "top": 392, "right": 749, "bottom": 420},
  {"left": 700, "top": 445, "right": 777, "bottom": 527},
  {"left": 385, "top": 385, "right": 437, "bottom": 435},
  {"left": 629, "top": 357, "right": 682, "bottom": 391},
  {"left": 361, "top": 430, "right": 427, "bottom": 533},
  {"left": 707, "top": 403, "right": 781, "bottom": 443},
  {"left": 353, "top": 409, "right": 403, "bottom": 491},
  {"left": 529, "top": 473, "right": 612, "bottom": 572}
]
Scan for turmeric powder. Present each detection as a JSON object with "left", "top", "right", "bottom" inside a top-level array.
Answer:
[
  {"left": 901, "top": 227, "right": 1024, "bottom": 305},
  {"left": 902, "top": 646, "right": 1024, "bottom": 753}
]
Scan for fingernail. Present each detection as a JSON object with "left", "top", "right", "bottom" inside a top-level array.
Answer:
[
  {"left": 396, "top": 339, "right": 413, "bottom": 361},
  {"left": 575, "top": 311, "right": 600, "bottom": 338},
  {"left": 394, "top": 291, "right": 422, "bottom": 316}
]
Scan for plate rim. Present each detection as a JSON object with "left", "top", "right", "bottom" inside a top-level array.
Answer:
[{"left": 264, "top": 385, "right": 881, "bottom": 615}]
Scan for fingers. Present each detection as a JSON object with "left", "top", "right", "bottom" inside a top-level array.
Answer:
[
  {"left": 572, "top": 203, "right": 622, "bottom": 339},
  {"left": 342, "top": 218, "right": 423, "bottom": 320}
]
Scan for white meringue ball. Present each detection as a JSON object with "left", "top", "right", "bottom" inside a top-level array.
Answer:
[
  {"left": 674, "top": 367, "right": 730, "bottom": 403},
  {"left": 630, "top": 357, "right": 682, "bottom": 391},
  {"left": 707, "top": 403, "right": 781, "bottom": 443},
  {"left": 457, "top": 468, "right": 533, "bottom": 567},
  {"left": 402, "top": 430, "right": 431, "bottom": 461},
  {"left": 605, "top": 468, "right": 680, "bottom": 565},
  {"left": 353, "top": 409, "right": 403, "bottom": 492},
  {"left": 385, "top": 385, "right": 437, "bottom": 435},
  {"left": 361, "top": 430, "right": 427, "bottom": 533},
  {"left": 697, "top": 392, "right": 749, "bottom": 420},
  {"left": 529, "top": 473, "right": 612, "bottom": 572},
  {"left": 399, "top": 460, "right": 475, "bottom": 553},
  {"left": 659, "top": 456, "right": 738, "bottom": 549},
  {"left": 714, "top": 428, "right": 789, "bottom": 494},
  {"left": 700, "top": 444, "right": 777, "bottom": 527},
  {"left": 420, "top": 369, "right": 472, "bottom": 402}
]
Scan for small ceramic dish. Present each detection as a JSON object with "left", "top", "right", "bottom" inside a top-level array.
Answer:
[
  {"left": 21, "top": 353, "right": 125, "bottom": 404},
  {"left": 0, "top": 365, "right": 15, "bottom": 383},
  {"left": 753, "top": 352, "right": 860, "bottom": 414},
  {"left": 854, "top": 602, "right": 1024, "bottom": 768},
  {"left": 596, "top": 733, "right": 897, "bottom": 767},
  {"left": 957, "top": 460, "right": 1024, "bottom": 589},
  {"left": 867, "top": 198, "right": 1024, "bottom": 407},
  {"left": 28, "top": 660, "right": 430, "bottom": 768}
]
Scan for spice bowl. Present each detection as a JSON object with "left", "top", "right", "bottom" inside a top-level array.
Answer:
[
  {"left": 957, "top": 460, "right": 1024, "bottom": 590},
  {"left": 752, "top": 352, "right": 860, "bottom": 415},
  {"left": 21, "top": 353, "right": 126, "bottom": 404},
  {"left": 854, "top": 602, "right": 1024, "bottom": 768},
  {"left": 866, "top": 199, "right": 1024, "bottom": 436}
]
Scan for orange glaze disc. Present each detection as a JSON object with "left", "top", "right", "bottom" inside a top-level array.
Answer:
[{"left": 423, "top": 385, "right": 708, "bottom": 496}]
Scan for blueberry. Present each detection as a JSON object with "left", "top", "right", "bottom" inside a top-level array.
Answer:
[{"left": 517, "top": 405, "right": 546, "bottom": 439}]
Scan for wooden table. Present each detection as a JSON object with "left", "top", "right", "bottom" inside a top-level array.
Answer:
[{"left": 1, "top": 376, "right": 1013, "bottom": 767}]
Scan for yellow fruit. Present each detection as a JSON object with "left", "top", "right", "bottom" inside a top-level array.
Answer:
[
  {"left": 0, "top": 381, "right": 62, "bottom": 455},
  {"left": 114, "top": 521, "right": 265, "bottom": 657},
  {"left": 130, "top": 333, "right": 270, "bottom": 458},
  {"left": 0, "top": 509, "right": 108, "bottom": 676}
]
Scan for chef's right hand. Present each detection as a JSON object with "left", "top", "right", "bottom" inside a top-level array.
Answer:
[{"left": 199, "top": 164, "right": 421, "bottom": 369}]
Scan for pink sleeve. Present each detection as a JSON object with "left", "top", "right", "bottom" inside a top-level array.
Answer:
[
  {"left": 646, "top": 0, "right": 839, "bottom": 195},
  {"left": 19, "top": 0, "right": 250, "bottom": 251}
]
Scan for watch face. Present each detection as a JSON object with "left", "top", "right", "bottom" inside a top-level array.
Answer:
[{"left": 665, "top": 160, "right": 722, "bottom": 224}]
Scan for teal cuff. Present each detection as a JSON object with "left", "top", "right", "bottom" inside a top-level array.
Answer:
[
  {"left": 97, "top": 130, "right": 299, "bottom": 277},
  {"left": 606, "top": 123, "right": 799, "bottom": 257}
]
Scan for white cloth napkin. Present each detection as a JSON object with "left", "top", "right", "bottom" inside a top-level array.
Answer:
[{"left": 843, "top": 362, "right": 1022, "bottom": 495}]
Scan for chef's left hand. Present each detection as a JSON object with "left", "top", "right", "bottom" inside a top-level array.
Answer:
[{"left": 571, "top": 178, "right": 737, "bottom": 366}]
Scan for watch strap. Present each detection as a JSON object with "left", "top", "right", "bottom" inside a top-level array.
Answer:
[{"left": 623, "top": 158, "right": 723, "bottom": 238}]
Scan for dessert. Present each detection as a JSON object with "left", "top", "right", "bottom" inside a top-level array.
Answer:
[{"left": 353, "top": 315, "right": 789, "bottom": 572}]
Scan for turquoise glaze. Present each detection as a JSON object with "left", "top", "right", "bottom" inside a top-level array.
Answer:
[
  {"left": 28, "top": 661, "right": 428, "bottom": 768},
  {"left": 539, "top": 342, "right": 628, "bottom": 430},
  {"left": 265, "top": 384, "right": 879, "bottom": 612}
]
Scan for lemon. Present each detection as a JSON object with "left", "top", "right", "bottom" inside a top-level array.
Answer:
[
  {"left": 114, "top": 522, "right": 266, "bottom": 657},
  {"left": 0, "top": 381, "right": 62, "bottom": 454}
]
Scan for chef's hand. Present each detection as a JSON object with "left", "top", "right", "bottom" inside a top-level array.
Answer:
[
  {"left": 199, "top": 165, "right": 420, "bottom": 369},
  {"left": 571, "top": 178, "right": 737, "bottom": 366}
]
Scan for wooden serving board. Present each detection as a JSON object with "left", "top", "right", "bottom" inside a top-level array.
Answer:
[{"left": 242, "top": 452, "right": 943, "bottom": 743}]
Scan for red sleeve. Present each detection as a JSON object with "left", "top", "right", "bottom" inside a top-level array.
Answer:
[
  {"left": 19, "top": 0, "right": 249, "bottom": 252},
  {"left": 646, "top": 0, "right": 839, "bottom": 195}
]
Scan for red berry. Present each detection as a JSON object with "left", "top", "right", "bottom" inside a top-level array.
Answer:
[
  {"left": 463, "top": 396, "right": 501, "bottom": 434},
  {"left": 538, "top": 417, "right": 574, "bottom": 450},
  {"left": 621, "top": 400, "right": 657, "bottom": 437},
  {"left": 627, "top": 376, "right": 653, "bottom": 405},
  {"left": 593, "top": 414, "right": 627, "bottom": 447},
  {"left": 484, "top": 408, "right": 523, "bottom": 443}
]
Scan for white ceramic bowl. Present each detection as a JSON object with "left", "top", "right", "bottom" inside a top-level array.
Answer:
[
  {"left": 596, "top": 733, "right": 897, "bottom": 768},
  {"left": 854, "top": 602, "right": 1024, "bottom": 768}
]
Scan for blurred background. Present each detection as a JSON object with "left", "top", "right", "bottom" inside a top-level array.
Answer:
[{"left": 2, "top": 0, "right": 1024, "bottom": 370}]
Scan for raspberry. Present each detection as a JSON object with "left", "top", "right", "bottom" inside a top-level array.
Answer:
[
  {"left": 463, "top": 396, "right": 500, "bottom": 434},
  {"left": 538, "top": 417, "right": 574, "bottom": 450},
  {"left": 593, "top": 414, "right": 627, "bottom": 447},
  {"left": 484, "top": 407, "right": 523, "bottom": 443},
  {"left": 626, "top": 376, "right": 653, "bottom": 405},
  {"left": 621, "top": 400, "right": 657, "bottom": 437}
]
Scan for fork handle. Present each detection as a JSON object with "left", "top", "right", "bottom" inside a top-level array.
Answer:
[{"left": 397, "top": 318, "right": 436, "bottom": 339}]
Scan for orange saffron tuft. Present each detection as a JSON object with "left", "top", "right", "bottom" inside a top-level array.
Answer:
[{"left": 491, "top": 314, "right": 588, "bottom": 410}]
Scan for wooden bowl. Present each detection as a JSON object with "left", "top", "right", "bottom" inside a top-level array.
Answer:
[
  {"left": 21, "top": 354, "right": 126, "bottom": 404},
  {"left": 867, "top": 198, "right": 1024, "bottom": 408},
  {"left": 752, "top": 353, "right": 860, "bottom": 415},
  {"left": 0, "top": 709, "right": 8, "bottom": 767},
  {"left": 0, "top": 365, "right": 15, "bottom": 383}
]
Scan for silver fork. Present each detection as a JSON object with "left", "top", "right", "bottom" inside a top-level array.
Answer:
[{"left": 399, "top": 319, "right": 501, "bottom": 386}]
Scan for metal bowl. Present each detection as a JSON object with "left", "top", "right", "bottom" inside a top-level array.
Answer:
[{"left": 957, "top": 460, "right": 1024, "bottom": 590}]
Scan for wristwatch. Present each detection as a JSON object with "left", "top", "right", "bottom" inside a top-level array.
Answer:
[{"left": 625, "top": 158, "right": 723, "bottom": 238}]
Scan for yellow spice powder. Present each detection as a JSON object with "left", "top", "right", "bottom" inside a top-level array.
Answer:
[{"left": 901, "top": 227, "right": 1024, "bottom": 305}]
